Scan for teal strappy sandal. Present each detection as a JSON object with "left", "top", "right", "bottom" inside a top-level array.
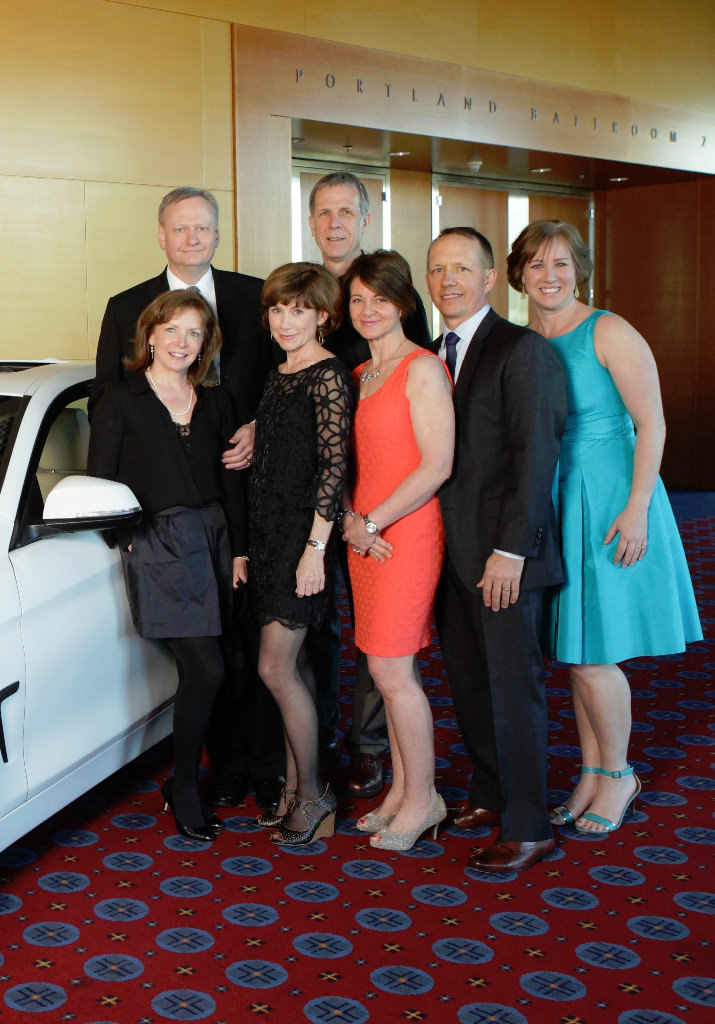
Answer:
[
  {"left": 575, "top": 765, "right": 641, "bottom": 834},
  {"left": 549, "top": 765, "right": 602, "bottom": 826}
]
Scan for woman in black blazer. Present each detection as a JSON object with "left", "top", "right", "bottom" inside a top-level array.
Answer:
[{"left": 88, "top": 290, "right": 246, "bottom": 843}]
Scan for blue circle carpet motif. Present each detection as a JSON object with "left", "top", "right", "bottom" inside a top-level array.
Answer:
[{"left": 0, "top": 512, "right": 713, "bottom": 1021}]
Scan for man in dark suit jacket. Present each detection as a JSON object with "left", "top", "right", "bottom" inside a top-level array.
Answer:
[
  {"left": 427, "top": 227, "right": 567, "bottom": 872},
  {"left": 306, "top": 171, "right": 433, "bottom": 799},
  {"left": 91, "top": 186, "right": 284, "bottom": 812}
]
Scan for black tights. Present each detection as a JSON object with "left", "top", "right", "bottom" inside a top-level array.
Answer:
[{"left": 166, "top": 636, "right": 225, "bottom": 828}]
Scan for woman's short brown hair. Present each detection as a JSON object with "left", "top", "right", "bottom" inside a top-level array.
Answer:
[
  {"left": 507, "top": 220, "right": 593, "bottom": 292},
  {"left": 342, "top": 249, "right": 417, "bottom": 320},
  {"left": 261, "top": 262, "right": 342, "bottom": 333},
  {"left": 124, "top": 290, "right": 221, "bottom": 387}
]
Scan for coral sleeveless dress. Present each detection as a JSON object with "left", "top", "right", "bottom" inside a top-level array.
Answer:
[
  {"left": 349, "top": 349, "right": 445, "bottom": 657},
  {"left": 547, "top": 311, "right": 702, "bottom": 664}
]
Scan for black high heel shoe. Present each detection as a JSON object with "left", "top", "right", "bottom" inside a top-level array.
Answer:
[
  {"left": 161, "top": 781, "right": 216, "bottom": 843},
  {"left": 199, "top": 794, "right": 224, "bottom": 834}
]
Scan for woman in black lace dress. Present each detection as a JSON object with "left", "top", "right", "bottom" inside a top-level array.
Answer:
[{"left": 250, "top": 263, "right": 353, "bottom": 846}]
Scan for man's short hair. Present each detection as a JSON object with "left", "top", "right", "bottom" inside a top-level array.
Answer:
[
  {"left": 158, "top": 187, "right": 219, "bottom": 225},
  {"left": 428, "top": 226, "right": 495, "bottom": 269},
  {"left": 308, "top": 172, "right": 370, "bottom": 219}
]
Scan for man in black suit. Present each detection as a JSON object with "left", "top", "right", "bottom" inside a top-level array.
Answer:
[
  {"left": 91, "top": 186, "right": 284, "bottom": 811},
  {"left": 428, "top": 227, "right": 567, "bottom": 872},
  {"left": 306, "top": 171, "right": 433, "bottom": 798}
]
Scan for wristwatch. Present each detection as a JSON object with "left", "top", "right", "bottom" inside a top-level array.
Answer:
[
  {"left": 363, "top": 515, "right": 379, "bottom": 535},
  {"left": 306, "top": 538, "right": 327, "bottom": 551}
]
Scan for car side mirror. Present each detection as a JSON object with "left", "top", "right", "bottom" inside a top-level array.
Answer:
[{"left": 22, "top": 476, "right": 142, "bottom": 544}]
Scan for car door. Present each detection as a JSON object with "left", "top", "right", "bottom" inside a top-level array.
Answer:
[
  {"left": 0, "top": 393, "right": 28, "bottom": 822},
  {"left": 8, "top": 384, "right": 177, "bottom": 803}
]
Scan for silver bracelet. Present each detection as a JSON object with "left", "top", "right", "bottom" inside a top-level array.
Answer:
[{"left": 306, "top": 538, "right": 327, "bottom": 551}]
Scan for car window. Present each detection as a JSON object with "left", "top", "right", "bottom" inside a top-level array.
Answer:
[
  {"left": 0, "top": 396, "right": 22, "bottom": 486},
  {"left": 16, "top": 388, "right": 91, "bottom": 535},
  {"left": 36, "top": 398, "right": 90, "bottom": 505}
]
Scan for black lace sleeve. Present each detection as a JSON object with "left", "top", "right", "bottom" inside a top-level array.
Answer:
[{"left": 309, "top": 362, "right": 354, "bottom": 522}]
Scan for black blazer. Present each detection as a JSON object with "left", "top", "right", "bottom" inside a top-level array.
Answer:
[
  {"left": 438, "top": 308, "right": 567, "bottom": 594},
  {"left": 90, "top": 267, "right": 272, "bottom": 424},
  {"left": 87, "top": 376, "right": 246, "bottom": 555}
]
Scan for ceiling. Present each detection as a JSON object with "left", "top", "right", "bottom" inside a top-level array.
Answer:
[{"left": 291, "top": 119, "right": 703, "bottom": 192}]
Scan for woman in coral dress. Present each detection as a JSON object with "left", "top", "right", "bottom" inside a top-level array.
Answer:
[{"left": 340, "top": 250, "right": 455, "bottom": 851}]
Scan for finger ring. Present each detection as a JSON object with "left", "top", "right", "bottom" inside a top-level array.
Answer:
[
  {"left": 352, "top": 547, "right": 360, "bottom": 553},
  {"left": 503, "top": 587, "right": 511, "bottom": 593},
  {"left": 245, "top": 456, "right": 252, "bottom": 465}
]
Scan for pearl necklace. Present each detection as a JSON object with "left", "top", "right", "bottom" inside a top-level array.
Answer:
[{"left": 146, "top": 370, "right": 195, "bottom": 418}]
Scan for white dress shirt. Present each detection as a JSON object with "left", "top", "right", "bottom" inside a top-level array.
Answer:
[{"left": 166, "top": 266, "right": 217, "bottom": 312}]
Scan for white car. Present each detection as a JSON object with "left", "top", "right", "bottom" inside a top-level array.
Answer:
[{"left": 0, "top": 361, "right": 176, "bottom": 852}]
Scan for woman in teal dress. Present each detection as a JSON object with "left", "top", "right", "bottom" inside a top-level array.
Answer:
[{"left": 507, "top": 220, "right": 702, "bottom": 836}]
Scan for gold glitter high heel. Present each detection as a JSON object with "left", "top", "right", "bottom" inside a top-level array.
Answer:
[
  {"left": 356, "top": 810, "right": 395, "bottom": 833},
  {"left": 369, "top": 796, "right": 446, "bottom": 852}
]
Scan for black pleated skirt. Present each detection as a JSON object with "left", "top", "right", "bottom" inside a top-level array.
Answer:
[{"left": 121, "top": 503, "right": 233, "bottom": 639}]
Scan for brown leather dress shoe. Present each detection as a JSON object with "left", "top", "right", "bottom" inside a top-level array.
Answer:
[
  {"left": 450, "top": 805, "right": 501, "bottom": 829},
  {"left": 346, "top": 753, "right": 384, "bottom": 799},
  {"left": 467, "top": 837, "right": 556, "bottom": 873}
]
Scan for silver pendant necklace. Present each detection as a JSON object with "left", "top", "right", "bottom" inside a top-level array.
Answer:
[
  {"left": 146, "top": 370, "right": 195, "bottom": 418},
  {"left": 360, "top": 366, "right": 381, "bottom": 383},
  {"left": 360, "top": 339, "right": 407, "bottom": 384}
]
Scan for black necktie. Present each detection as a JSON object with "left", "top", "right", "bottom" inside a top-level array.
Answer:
[{"left": 444, "top": 331, "right": 459, "bottom": 381}]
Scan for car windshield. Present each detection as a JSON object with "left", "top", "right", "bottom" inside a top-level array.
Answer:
[{"left": 0, "top": 396, "right": 22, "bottom": 484}]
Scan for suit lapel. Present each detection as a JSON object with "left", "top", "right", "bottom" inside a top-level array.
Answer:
[
  {"left": 453, "top": 307, "right": 499, "bottom": 405},
  {"left": 146, "top": 271, "right": 170, "bottom": 301}
]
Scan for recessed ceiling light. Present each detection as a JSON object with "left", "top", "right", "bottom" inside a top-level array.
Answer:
[
  {"left": 530, "top": 167, "right": 552, "bottom": 174},
  {"left": 389, "top": 151, "right": 411, "bottom": 157},
  {"left": 609, "top": 176, "right": 629, "bottom": 182}
]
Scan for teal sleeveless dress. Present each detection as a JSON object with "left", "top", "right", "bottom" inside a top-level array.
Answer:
[{"left": 547, "top": 310, "right": 702, "bottom": 665}]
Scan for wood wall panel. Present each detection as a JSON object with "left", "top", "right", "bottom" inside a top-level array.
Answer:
[
  {"left": 389, "top": 170, "right": 433, "bottom": 319},
  {"left": 111, "top": 0, "right": 715, "bottom": 114},
  {"left": 0, "top": 178, "right": 87, "bottom": 360},
  {"left": 594, "top": 182, "right": 702, "bottom": 487},
  {"left": 1, "top": 1, "right": 232, "bottom": 189},
  {"left": 694, "top": 178, "right": 715, "bottom": 489},
  {"left": 528, "top": 195, "right": 591, "bottom": 244},
  {"left": 235, "top": 113, "right": 292, "bottom": 277}
]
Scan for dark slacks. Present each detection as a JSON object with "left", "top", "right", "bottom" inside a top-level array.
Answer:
[
  {"left": 205, "top": 590, "right": 285, "bottom": 782},
  {"left": 435, "top": 553, "right": 552, "bottom": 842}
]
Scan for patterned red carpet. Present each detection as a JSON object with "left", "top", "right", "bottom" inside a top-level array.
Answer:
[{"left": 1, "top": 512, "right": 713, "bottom": 1024}]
